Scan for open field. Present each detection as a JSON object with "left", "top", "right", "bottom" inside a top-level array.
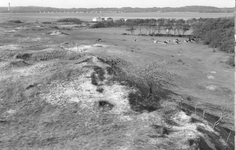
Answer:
[
  {"left": 0, "top": 12, "right": 234, "bottom": 22},
  {"left": 0, "top": 16, "right": 234, "bottom": 150}
]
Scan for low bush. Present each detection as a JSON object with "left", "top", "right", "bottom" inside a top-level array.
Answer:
[
  {"left": 9, "top": 20, "right": 23, "bottom": 23},
  {"left": 226, "top": 55, "right": 235, "bottom": 67},
  {"left": 90, "top": 21, "right": 114, "bottom": 28},
  {"left": 42, "top": 22, "right": 52, "bottom": 24}
]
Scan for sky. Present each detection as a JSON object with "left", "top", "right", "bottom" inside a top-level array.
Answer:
[{"left": 0, "top": 0, "right": 234, "bottom": 8}]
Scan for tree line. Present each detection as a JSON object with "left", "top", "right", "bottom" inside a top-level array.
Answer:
[
  {"left": 192, "top": 17, "right": 234, "bottom": 53},
  {"left": 91, "top": 18, "right": 196, "bottom": 37}
]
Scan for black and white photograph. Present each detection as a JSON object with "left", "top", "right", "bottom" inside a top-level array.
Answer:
[{"left": 0, "top": 0, "right": 234, "bottom": 149}]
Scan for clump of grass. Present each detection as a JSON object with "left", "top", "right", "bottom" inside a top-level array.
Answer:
[
  {"left": 97, "top": 100, "right": 114, "bottom": 112},
  {"left": 15, "top": 53, "right": 32, "bottom": 60},
  {"left": 151, "top": 125, "right": 169, "bottom": 137},
  {"left": 91, "top": 73, "right": 98, "bottom": 85},
  {"left": 96, "top": 87, "right": 104, "bottom": 93},
  {"left": 90, "top": 66, "right": 106, "bottom": 86},
  {"left": 106, "top": 66, "right": 115, "bottom": 75},
  {"left": 93, "top": 66, "right": 105, "bottom": 81},
  {"left": 31, "top": 50, "right": 82, "bottom": 61},
  {"left": 9, "top": 20, "right": 23, "bottom": 23},
  {"left": 128, "top": 84, "right": 161, "bottom": 113},
  {"left": 226, "top": 55, "right": 235, "bottom": 67},
  {"left": 42, "top": 22, "right": 52, "bottom": 24}
]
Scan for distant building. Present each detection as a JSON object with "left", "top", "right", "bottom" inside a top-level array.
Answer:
[
  {"left": 92, "top": 17, "right": 105, "bottom": 22},
  {"left": 92, "top": 17, "right": 113, "bottom": 22},
  {"left": 104, "top": 17, "right": 113, "bottom": 22}
]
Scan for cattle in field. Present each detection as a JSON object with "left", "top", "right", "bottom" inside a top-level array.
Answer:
[
  {"left": 151, "top": 38, "right": 158, "bottom": 44},
  {"left": 96, "top": 38, "right": 101, "bottom": 42},
  {"left": 184, "top": 40, "right": 188, "bottom": 43},
  {"left": 163, "top": 41, "right": 168, "bottom": 44}
]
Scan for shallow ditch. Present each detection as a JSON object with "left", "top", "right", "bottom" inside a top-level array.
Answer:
[{"left": 181, "top": 103, "right": 235, "bottom": 149}]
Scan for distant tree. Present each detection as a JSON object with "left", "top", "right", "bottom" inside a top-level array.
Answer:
[
  {"left": 145, "top": 22, "right": 157, "bottom": 36},
  {"left": 163, "top": 19, "right": 173, "bottom": 35},
  {"left": 175, "top": 19, "right": 185, "bottom": 35},
  {"left": 114, "top": 18, "right": 125, "bottom": 27},
  {"left": 156, "top": 18, "right": 165, "bottom": 35},
  {"left": 126, "top": 26, "right": 136, "bottom": 35},
  {"left": 182, "top": 23, "right": 191, "bottom": 35}
]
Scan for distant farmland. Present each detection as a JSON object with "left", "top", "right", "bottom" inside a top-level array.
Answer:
[{"left": 0, "top": 12, "right": 233, "bottom": 22}]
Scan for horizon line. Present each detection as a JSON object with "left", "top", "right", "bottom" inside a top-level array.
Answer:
[{"left": 0, "top": 5, "right": 234, "bottom": 9}]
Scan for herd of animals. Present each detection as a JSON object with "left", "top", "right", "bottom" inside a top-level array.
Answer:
[
  {"left": 150, "top": 37, "right": 197, "bottom": 44},
  {"left": 96, "top": 37, "right": 197, "bottom": 44}
]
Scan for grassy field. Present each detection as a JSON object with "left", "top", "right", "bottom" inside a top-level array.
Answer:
[{"left": 0, "top": 17, "right": 234, "bottom": 150}]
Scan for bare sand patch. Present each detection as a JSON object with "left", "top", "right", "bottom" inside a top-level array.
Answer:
[{"left": 39, "top": 57, "right": 133, "bottom": 115}]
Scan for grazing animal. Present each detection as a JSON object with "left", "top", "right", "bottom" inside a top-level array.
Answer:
[
  {"left": 173, "top": 39, "right": 180, "bottom": 44},
  {"left": 184, "top": 40, "right": 188, "bottom": 43},
  {"left": 188, "top": 38, "right": 196, "bottom": 43},
  {"left": 163, "top": 41, "right": 168, "bottom": 44},
  {"left": 134, "top": 39, "right": 137, "bottom": 42},
  {"left": 96, "top": 38, "right": 101, "bottom": 42},
  {"left": 151, "top": 38, "right": 158, "bottom": 44}
]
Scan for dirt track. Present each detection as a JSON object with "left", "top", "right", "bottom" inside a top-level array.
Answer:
[{"left": 0, "top": 20, "right": 234, "bottom": 150}]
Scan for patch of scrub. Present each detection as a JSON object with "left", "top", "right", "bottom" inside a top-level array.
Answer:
[{"left": 0, "top": 45, "right": 22, "bottom": 50}]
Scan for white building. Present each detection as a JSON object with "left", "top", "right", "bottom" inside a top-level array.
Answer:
[
  {"left": 104, "top": 17, "right": 113, "bottom": 22},
  {"left": 92, "top": 17, "right": 104, "bottom": 22},
  {"left": 92, "top": 17, "right": 113, "bottom": 22}
]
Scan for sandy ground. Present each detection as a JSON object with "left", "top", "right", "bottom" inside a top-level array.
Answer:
[{"left": 0, "top": 19, "right": 234, "bottom": 150}]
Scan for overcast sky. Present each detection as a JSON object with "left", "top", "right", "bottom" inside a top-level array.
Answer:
[{"left": 0, "top": 0, "right": 234, "bottom": 8}]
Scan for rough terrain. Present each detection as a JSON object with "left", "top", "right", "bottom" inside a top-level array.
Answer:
[{"left": 0, "top": 18, "right": 234, "bottom": 150}]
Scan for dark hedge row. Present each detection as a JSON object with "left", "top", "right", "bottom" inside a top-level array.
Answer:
[{"left": 192, "top": 17, "right": 234, "bottom": 53}]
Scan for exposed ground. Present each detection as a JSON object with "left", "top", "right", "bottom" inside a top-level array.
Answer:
[{"left": 0, "top": 18, "right": 234, "bottom": 150}]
